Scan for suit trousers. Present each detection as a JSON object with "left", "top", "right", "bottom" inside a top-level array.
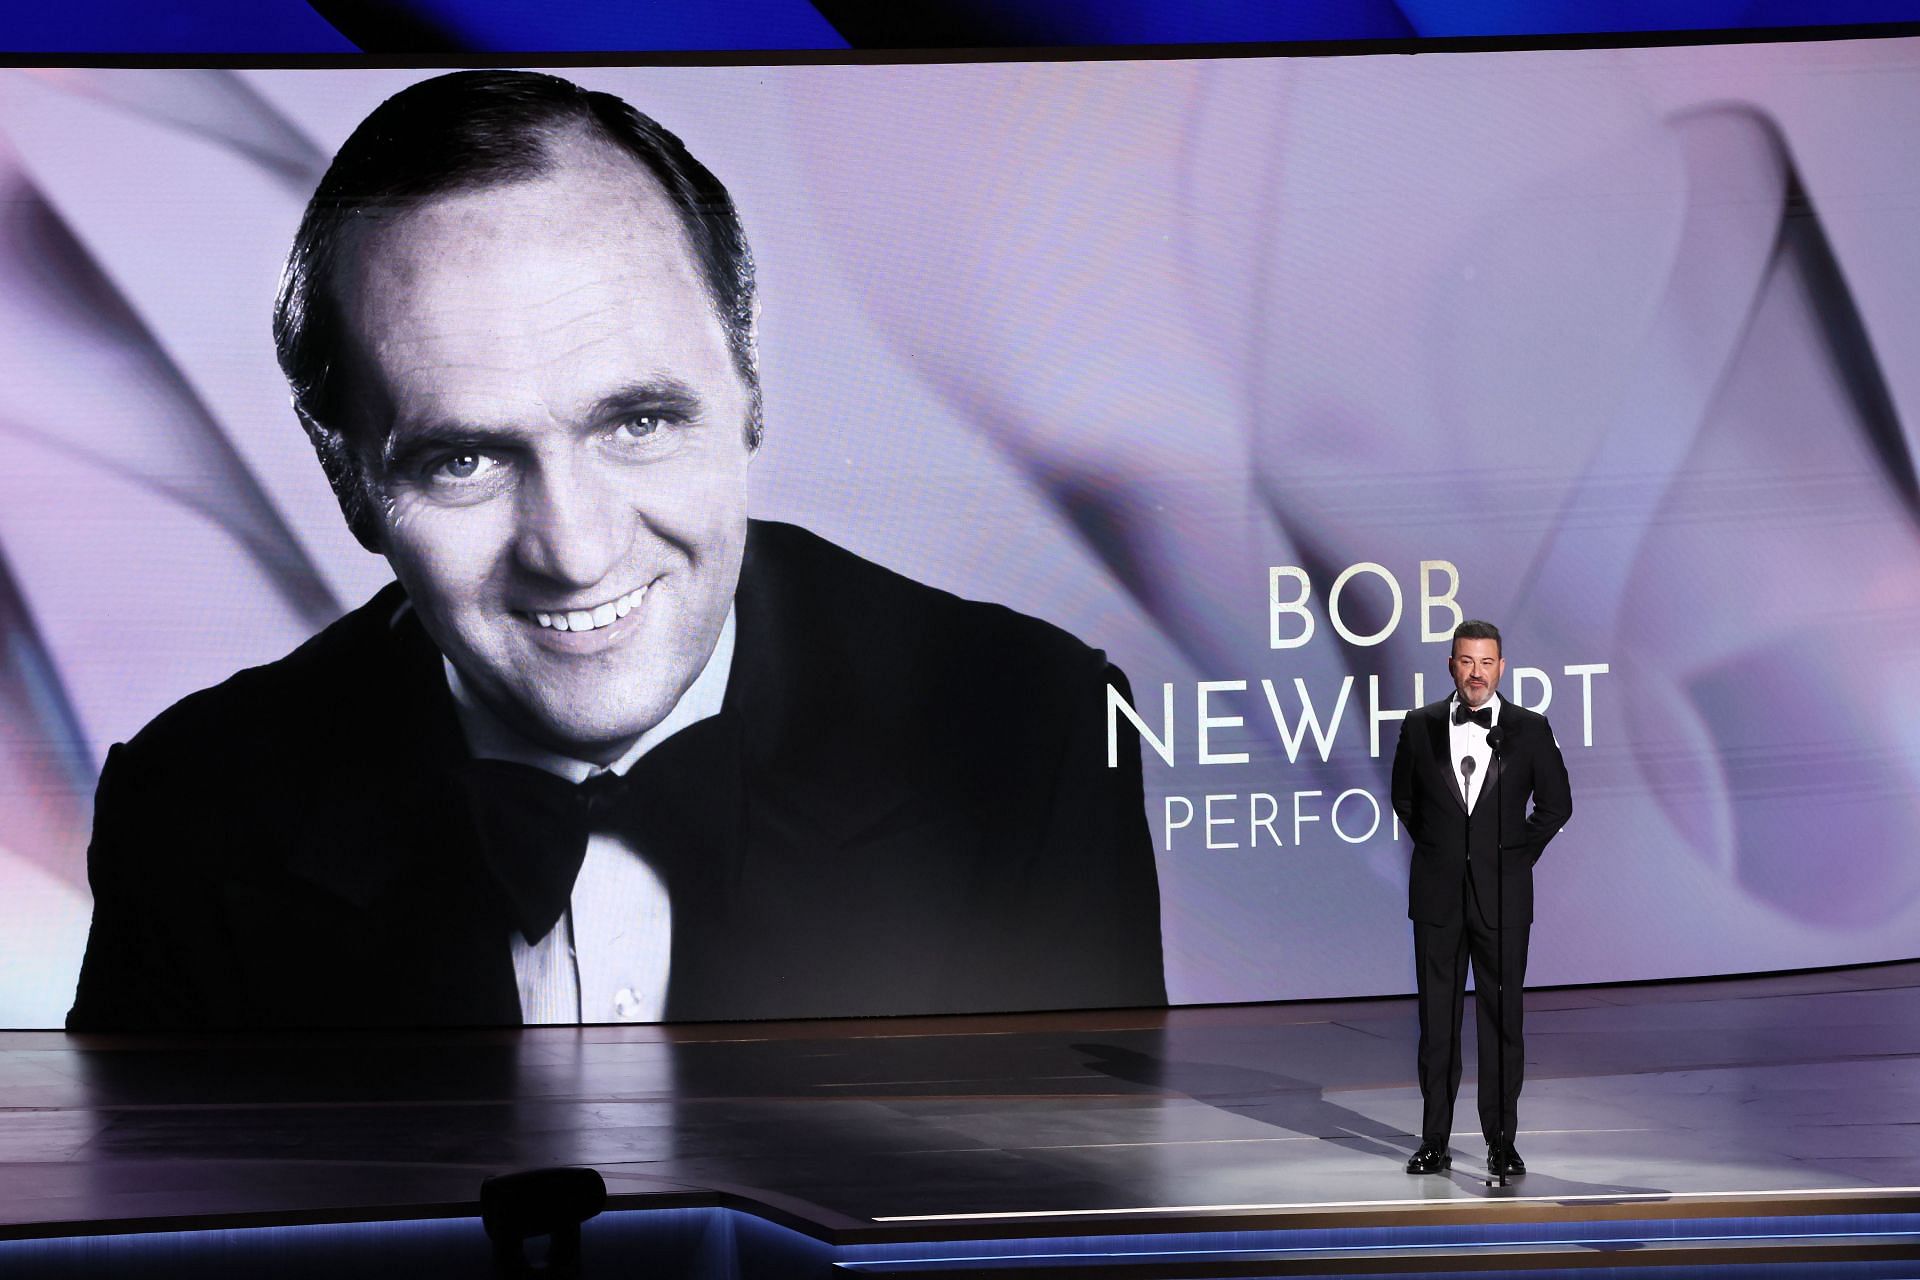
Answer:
[{"left": 1413, "top": 879, "right": 1530, "bottom": 1147}]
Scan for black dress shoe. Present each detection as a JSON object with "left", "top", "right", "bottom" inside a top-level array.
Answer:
[
  {"left": 1487, "top": 1144, "right": 1527, "bottom": 1176},
  {"left": 1405, "top": 1143, "right": 1451, "bottom": 1174}
]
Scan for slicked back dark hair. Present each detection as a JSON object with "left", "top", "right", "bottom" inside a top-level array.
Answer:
[
  {"left": 1452, "top": 619, "right": 1503, "bottom": 657},
  {"left": 272, "top": 69, "right": 761, "bottom": 550}
]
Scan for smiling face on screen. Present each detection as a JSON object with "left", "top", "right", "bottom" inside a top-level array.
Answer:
[{"left": 336, "top": 139, "right": 755, "bottom": 763}]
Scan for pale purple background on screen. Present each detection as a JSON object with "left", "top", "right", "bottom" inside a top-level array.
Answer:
[{"left": 0, "top": 41, "right": 1917, "bottom": 1025}]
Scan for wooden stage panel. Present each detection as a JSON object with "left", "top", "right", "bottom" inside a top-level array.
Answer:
[{"left": 1, "top": 961, "right": 1918, "bottom": 1246}]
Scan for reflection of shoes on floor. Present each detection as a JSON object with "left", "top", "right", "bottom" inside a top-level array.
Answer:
[
  {"left": 1405, "top": 1143, "right": 1451, "bottom": 1174},
  {"left": 1487, "top": 1144, "right": 1527, "bottom": 1177}
]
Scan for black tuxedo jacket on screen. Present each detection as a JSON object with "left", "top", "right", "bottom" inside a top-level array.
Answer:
[
  {"left": 1390, "top": 697, "right": 1572, "bottom": 928},
  {"left": 67, "top": 520, "right": 1166, "bottom": 1030}
]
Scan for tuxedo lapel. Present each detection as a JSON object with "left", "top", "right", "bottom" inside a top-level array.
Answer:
[
  {"left": 282, "top": 590, "right": 476, "bottom": 908},
  {"left": 235, "top": 586, "right": 522, "bottom": 1025},
  {"left": 654, "top": 520, "right": 902, "bottom": 1020},
  {"left": 1484, "top": 723, "right": 1507, "bottom": 799},
  {"left": 631, "top": 704, "right": 750, "bottom": 1022},
  {"left": 640, "top": 532, "right": 771, "bottom": 1020},
  {"left": 1427, "top": 701, "right": 1468, "bottom": 813}
]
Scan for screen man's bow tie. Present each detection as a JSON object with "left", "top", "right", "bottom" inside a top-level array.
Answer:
[
  {"left": 454, "top": 760, "right": 639, "bottom": 943},
  {"left": 450, "top": 722, "right": 742, "bottom": 950},
  {"left": 1453, "top": 703, "right": 1493, "bottom": 729}
]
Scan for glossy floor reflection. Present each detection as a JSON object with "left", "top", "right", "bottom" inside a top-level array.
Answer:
[{"left": 2, "top": 961, "right": 1917, "bottom": 1238}]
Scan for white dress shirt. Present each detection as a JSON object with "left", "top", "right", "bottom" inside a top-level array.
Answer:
[
  {"left": 1446, "top": 691, "right": 1502, "bottom": 814},
  {"left": 445, "top": 610, "right": 736, "bottom": 1025}
]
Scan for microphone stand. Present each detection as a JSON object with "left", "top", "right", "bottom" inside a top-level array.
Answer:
[{"left": 1485, "top": 721, "right": 1509, "bottom": 1190}]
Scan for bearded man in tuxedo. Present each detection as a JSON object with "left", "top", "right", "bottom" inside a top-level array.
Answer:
[{"left": 1391, "top": 619, "right": 1572, "bottom": 1178}]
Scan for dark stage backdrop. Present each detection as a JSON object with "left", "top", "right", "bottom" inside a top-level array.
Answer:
[{"left": 2, "top": 40, "right": 1919, "bottom": 1025}]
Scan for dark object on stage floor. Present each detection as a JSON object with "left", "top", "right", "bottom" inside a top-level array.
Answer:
[
  {"left": 480, "top": 1166, "right": 606, "bottom": 1275},
  {"left": 1405, "top": 1142, "right": 1451, "bottom": 1175}
]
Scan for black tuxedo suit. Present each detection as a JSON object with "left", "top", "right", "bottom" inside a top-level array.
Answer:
[
  {"left": 1390, "top": 695, "right": 1571, "bottom": 1148},
  {"left": 68, "top": 520, "right": 1166, "bottom": 1030}
]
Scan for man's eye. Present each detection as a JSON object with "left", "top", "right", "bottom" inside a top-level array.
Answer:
[
  {"left": 429, "top": 452, "right": 496, "bottom": 483},
  {"left": 611, "top": 415, "right": 668, "bottom": 442}
]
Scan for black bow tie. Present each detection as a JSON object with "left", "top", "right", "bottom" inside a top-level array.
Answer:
[
  {"left": 448, "top": 715, "right": 743, "bottom": 947},
  {"left": 1453, "top": 703, "right": 1493, "bottom": 730},
  {"left": 452, "top": 760, "right": 633, "bottom": 943}
]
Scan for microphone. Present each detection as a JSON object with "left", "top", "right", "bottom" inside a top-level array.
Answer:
[
  {"left": 1486, "top": 726, "right": 1507, "bottom": 756},
  {"left": 1461, "top": 756, "right": 1476, "bottom": 789}
]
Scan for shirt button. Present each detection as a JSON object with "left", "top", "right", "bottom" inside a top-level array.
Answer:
[{"left": 613, "top": 988, "right": 644, "bottom": 1021}]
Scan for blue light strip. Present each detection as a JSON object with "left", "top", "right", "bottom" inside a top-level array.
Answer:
[
  {"left": 834, "top": 1212, "right": 1920, "bottom": 1268},
  {"left": 833, "top": 1224, "right": 1920, "bottom": 1267},
  {"left": 1, "top": 1206, "right": 1911, "bottom": 1279}
]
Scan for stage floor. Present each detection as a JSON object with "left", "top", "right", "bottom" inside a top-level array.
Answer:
[{"left": 4, "top": 962, "right": 1919, "bottom": 1247}]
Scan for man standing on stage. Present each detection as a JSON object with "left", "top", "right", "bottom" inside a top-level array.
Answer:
[{"left": 1391, "top": 620, "right": 1572, "bottom": 1177}]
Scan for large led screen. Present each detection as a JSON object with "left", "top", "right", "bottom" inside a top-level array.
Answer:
[{"left": 2, "top": 40, "right": 1918, "bottom": 1026}]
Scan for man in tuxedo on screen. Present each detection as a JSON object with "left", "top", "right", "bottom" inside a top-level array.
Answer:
[
  {"left": 66, "top": 70, "right": 1164, "bottom": 1030},
  {"left": 1391, "top": 620, "right": 1571, "bottom": 1178}
]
